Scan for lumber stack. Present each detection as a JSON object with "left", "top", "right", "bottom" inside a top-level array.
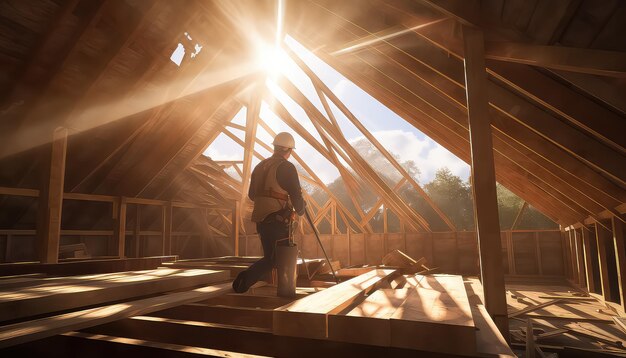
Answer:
[
  {"left": 382, "top": 249, "right": 427, "bottom": 273},
  {"left": 328, "top": 274, "right": 477, "bottom": 356},
  {"left": 273, "top": 269, "right": 396, "bottom": 339},
  {"left": 274, "top": 271, "right": 487, "bottom": 356},
  {"left": 0, "top": 268, "right": 229, "bottom": 322}
]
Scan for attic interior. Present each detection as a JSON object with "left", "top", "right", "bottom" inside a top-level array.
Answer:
[{"left": 0, "top": 0, "right": 625, "bottom": 356}]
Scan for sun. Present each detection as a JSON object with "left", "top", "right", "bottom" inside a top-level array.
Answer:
[{"left": 256, "top": 43, "right": 291, "bottom": 79}]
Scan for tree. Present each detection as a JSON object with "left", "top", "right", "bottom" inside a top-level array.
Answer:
[{"left": 423, "top": 168, "right": 474, "bottom": 230}]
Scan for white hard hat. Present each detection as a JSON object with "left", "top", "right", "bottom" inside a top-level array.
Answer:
[{"left": 272, "top": 132, "right": 296, "bottom": 149}]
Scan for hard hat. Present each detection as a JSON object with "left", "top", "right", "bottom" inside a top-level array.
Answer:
[{"left": 273, "top": 132, "right": 295, "bottom": 149}]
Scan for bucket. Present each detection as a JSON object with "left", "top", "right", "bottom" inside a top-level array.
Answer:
[{"left": 276, "top": 243, "right": 298, "bottom": 298}]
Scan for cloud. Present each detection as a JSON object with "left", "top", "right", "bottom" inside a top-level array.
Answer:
[
  {"left": 350, "top": 129, "right": 469, "bottom": 183},
  {"left": 332, "top": 79, "right": 351, "bottom": 98}
]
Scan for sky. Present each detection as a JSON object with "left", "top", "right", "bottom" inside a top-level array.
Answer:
[{"left": 201, "top": 35, "right": 470, "bottom": 185}]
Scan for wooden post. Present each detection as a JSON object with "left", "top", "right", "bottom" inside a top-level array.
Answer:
[
  {"left": 612, "top": 216, "right": 626, "bottom": 312},
  {"left": 383, "top": 205, "right": 388, "bottom": 255},
  {"left": 534, "top": 232, "right": 543, "bottom": 275},
  {"left": 581, "top": 228, "right": 596, "bottom": 293},
  {"left": 232, "top": 203, "right": 240, "bottom": 256},
  {"left": 134, "top": 205, "right": 141, "bottom": 258},
  {"left": 595, "top": 222, "right": 613, "bottom": 302},
  {"left": 506, "top": 231, "right": 516, "bottom": 274},
  {"left": 5, "top": 234, "right": 12, "bottom": 262},
  {"left": 574, "top": 229, "right": 587, "bottom": 287},
  {"left": 112, "top": 197, "right": 127, "bottom": 258},
  {"left": 561, "top": 231, "right": 573, "bottom": 280},
  {"left": 37, "top": 127, "right": 68, "bottom": 264},
  {"left": 462, "top": 25, "right": 508, "bottom": 339},
  {"left": 162, "top": 202, "right": 172, "bottom": 255}
]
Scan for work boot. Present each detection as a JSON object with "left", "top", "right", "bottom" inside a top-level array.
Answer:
[{"left": 232, "top": 271, "right": 248, "bottom": 293}]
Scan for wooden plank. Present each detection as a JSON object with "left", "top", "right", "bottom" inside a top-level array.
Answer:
[
  {"left": 0, "top": 268, "right": 229, "bottom": 322},
  {"left": 289, "top": 49, "right": 456, "bottom": 230},
  {"left": 113, "top": 197, "right": 126, "bottom": 258},
  {"left": 389, "top": 274, "right": 476, "bottom": 355},
  {"left": 612, "top": 216, "right": 626, "bottom": 313},
  {"left": 63, "top": 192, "right": 116, "bottom": 202},
  {"left": 150, "top": 304, "right": 273, "bottom": 330},
  {"left": 484, "top": 41, "right": 626, "bottom": 78},
  {"left": 328, "top": 288, "right": 409, "bottom": 346},
  {"left": 462, "top": 24, "right": 508, "bottom": 338},
  {"left": 574, "top": 229, "right": 587, "bottom": 287},
  {"left": 60, "top": 331, "right": 269, "bottom": 357},
  {"left": 472, "top": 304, "right": 516, "bottom": 357},
  {"left": 134, "top": 204, "right": 141, "bottom": 258},
  {"left": 273, "top": 269, "right": 396, "bottom": 339},
  {"left": 162, "top": 202, "right": 173, "bottom": 255},
  {"left": 0, "top": 282, "right": 232, "bottom": 348},
  {"left": 0, "top": 187, "right": 39, "bottom": 197},
  {"left": 232, "top": 204, "right": 240, "bottom": 256},
  {"left": 595, "top": 222, "right": 613, "bottom": 301},
  {"left": 0, "top": 256, "right": 177, "bottom": 276},
  {"left": 526, "top": 319, "right": 536, "bottom": 358},
  {"left": 581, "top": 228, "right": 597, "bottom": 293},
  {"left": 508, "top": 299, "right": 562, "bottom": 318},
  {"left": 37, "top": 127, "right": 68, "bottom": 264},
  {"left": 613, "top": 317, "right": 626, "bottom": 335}
]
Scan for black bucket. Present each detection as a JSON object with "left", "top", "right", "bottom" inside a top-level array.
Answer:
[{"left": 276, "top": 243, "right": 298, "bottom": 298}]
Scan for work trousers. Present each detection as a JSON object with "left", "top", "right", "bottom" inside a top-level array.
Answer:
[{"left": 234, "top": 220, "right": 289, "bottom": 292}]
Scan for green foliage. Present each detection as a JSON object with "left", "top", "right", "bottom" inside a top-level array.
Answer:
[
  {"left": 308, "top": 139, "right": 556, "bottom": 233},
  {"left": 423, "top": 168, "right": 474, "bottom": 230}
]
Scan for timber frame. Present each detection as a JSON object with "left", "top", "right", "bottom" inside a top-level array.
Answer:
[{"left": 0, "top": 0, "right": 625, "bottom": 340}]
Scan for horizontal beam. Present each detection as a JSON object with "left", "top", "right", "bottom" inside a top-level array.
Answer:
[
  {"left": 0, "top": 187, "right": 39, "bottom": 197},
  {"left": 0, "top": 186, "right": 231, "bottom": 210},
  {"left": 0, "top": 230, "right": 204, "bottom": 237},
  {"left": 484, "top": 41, "right": 626, "bottom": 78}
]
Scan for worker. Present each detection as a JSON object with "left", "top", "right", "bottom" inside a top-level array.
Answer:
[{"left": 232, "top": 132, "right": 305, "bottom": 293}]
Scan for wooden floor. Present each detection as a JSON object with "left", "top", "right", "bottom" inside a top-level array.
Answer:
[
  {"left": 1, "top": 256, "right": 624, "bottom": 357},
  {"left": 501, "top": 278, "right": 626, "bottom": 356}
]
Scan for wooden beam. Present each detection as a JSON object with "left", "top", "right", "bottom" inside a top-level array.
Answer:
[
  {"left": 462, "top": 25, "right": 508, "bottom": 339},
  {"left": 232, "top": 203, "right": 240, "bottom": 256},
  {"left": 0, "top": 187, "right": 39, "bottom": 197},
  {"left": 134, "top": 205, "right": 141, "bottom": 258},
  {"left": 511, "top": 202, "right": 528, "bottom": 230},
  {"left": 67, "top": 11, "right": 202, "bottom": 193},
  {"left": 483, "top": 41, "right": 626, "bottom": 78},
  {"left": 332, "top": 4, "right": 624, "bottom": 207},
  {"left": 0, "top": 282, "right": 232, "bottom": 348},
  {"left": 240, "top": 85, "right": 262, "bottom": 238},
  {"left": 287, "top": 47, "right": 456, "bottom": 231},
  {"left": 37, "top": 128, "right": 68, "bottom": 264},
  {"left": 581, "top": 227, "right": 597, "bottom": 293},
  {"left": 573, "top": 229, "right": 587, "bottom": 288},
  {"left": 113, "top": 197, "right": 127, "bottom": 258},
  {"left": 162, "top": 202, "right": 173, "bottom": 255},
  {"left": 595, "top": 222, "right": 613, "bottom": 302},
  {"left": 300, "top": 23, "right": 588, "bottom": 226},
  {"left": 274, "top": 78, "right": 430, "bottom": 232},
  {"left": 273, "top": 269, "right": 396, "bottom": 339},
  {"left": 612, "top": 216, "right": 626, "bottom": 313}
]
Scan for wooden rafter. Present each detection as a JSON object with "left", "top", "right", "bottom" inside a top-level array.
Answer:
[
  {"left": 274, "top": 77, "right": 431, "bottom": 231},
  {"left": 302, "top": 27, "right": 598, "bottom": 226},
  {"left": 287, "top": 46, "right": 457, "bottom": 230},
  {"left": 510, "top": 202, "right": 529, "bottom": 230},
  {"left": 239, "top": 84, "right": 262, "bottom": 226}
]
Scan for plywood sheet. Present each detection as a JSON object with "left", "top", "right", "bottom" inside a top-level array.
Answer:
[
  {"left": 273, "top": 269, "right": 396, "bottom": 339},
  {"left": 390, "top": 274, "right": 476, "bottom": 355},
  {"left": 0, "top": 268, "right": 229, "bottom": 322},
  {"left": 328, "top": 288, "right": 409, "bottom": 346}
]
